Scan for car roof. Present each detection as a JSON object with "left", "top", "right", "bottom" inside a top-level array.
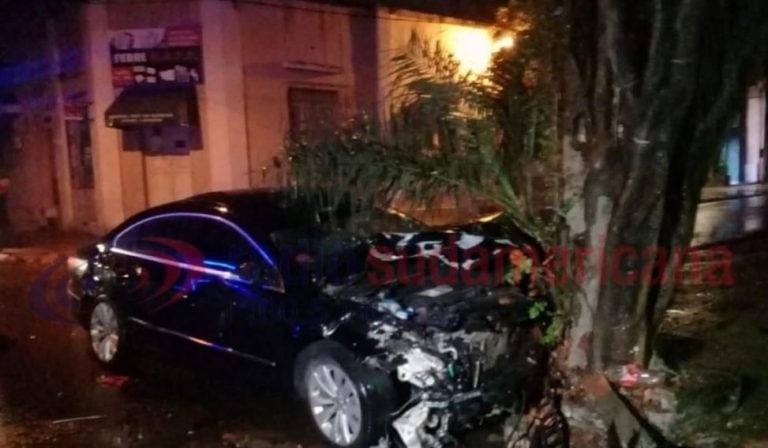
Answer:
[
  {"left": 105, "top": 188, "right": 303, "bottom": 242},
  {"left": 185, "top": 188, "right": 288, "bottom": 216}
]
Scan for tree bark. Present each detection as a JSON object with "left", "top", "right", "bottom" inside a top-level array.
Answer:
[{"left": 559, "top": 0, "right": 768, "bottom": 367}]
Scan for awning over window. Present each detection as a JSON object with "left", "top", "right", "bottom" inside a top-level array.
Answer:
[{"left": 105, "top": 86, "right": 198, "bottom": 128}]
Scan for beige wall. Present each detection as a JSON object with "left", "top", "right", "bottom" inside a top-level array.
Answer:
[
  {"left": 237, "top": 4, "right": 494, "bottom": 187},
  {"left": 79, "top": 0, "right": 252, "bottom": 230},
  {"left": 6, "top": 102, "right": 58, "bottom": 230},
  {"left": 745, "top": 82, "right": 767, "bottom": 183},
  {"left": 199, "top": 0, "right": 250, "bottom": 192},
  {"left": 2, "top": 0, "right": 498, "bottom": 235},
  {"left": 19, "top": 1, "right": 494, "bottom": 233},
  {"left": 238, "top": 1, "right": 360, "bottom": 187},
  {"left": 83, "top": 3, "right": 127, "bottom": 231}
]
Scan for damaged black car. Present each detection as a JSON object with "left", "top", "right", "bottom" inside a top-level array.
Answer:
[{"left": 67, "top": 189, "right": 566, "bottom": 448}]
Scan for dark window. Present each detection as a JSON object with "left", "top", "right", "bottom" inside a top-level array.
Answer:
[
  {"left": 181, "top": 219, "right": 258, "bottom": 269},
  {"left": 113, "top": 215, "right": 189, "bottom": 261},
  {"left": 114, "top": 214, "right": 271, "bottom": 271},
  {"left": 122, "top": 124, "right": 202, "bottom": 155},
  {"left": 66, "top": 113, "right": 94, "bottom": 189},
  {"left": 288, "top": 88, "right": 339, "bottom": 144},
  {"left": 115, "top": 214, "right": 262, "bottom": 269}
]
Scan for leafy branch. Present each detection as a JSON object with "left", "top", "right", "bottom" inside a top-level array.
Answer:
[{"left": 287, "top": 14, "right": 563, "bottom": 245}]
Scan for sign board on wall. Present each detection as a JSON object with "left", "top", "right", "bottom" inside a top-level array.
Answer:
[{"left": 109, "top": 27, "right": 204, "bottom": 87}]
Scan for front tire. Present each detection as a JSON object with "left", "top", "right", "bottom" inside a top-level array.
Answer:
[
  {"left": 296, "top": 341, "right": 395, "bottom": 448},
  {"left": 87, "top": 298, "right": 129, "bottom": 369}
]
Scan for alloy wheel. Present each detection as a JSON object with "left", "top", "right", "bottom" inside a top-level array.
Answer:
[{"left": 307, "top": 361, "right": 363, "bottom": 446}]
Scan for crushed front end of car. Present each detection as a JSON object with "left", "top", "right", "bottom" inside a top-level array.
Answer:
[{"left": 321, "top": 231, "right": 566, "bottom": 448}]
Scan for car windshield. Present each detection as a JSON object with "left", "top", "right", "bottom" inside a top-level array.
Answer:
[{"left": 268, "top": 204, "right": 424, "bottom": 250}]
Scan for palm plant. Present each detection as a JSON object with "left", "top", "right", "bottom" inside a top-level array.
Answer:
[{"left": 287, "top": 26, "right": 559, "bottom": 244}]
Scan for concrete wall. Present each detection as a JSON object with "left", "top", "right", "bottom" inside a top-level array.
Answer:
[
  {"left": 238, "top": 0, "right": 360, "bottom": 187},
  {"left": 6, "top": 0, "right": 497, "bottom": 233},
  {"left": 5, "top": 97, "right": 58, "bottom": 230},
  {"left": 5, "top": 27, "right": 60, "bottom": 230},
  {"left": 80, "top": 0, "right": 250, "bottom": 231},
  {"left": 745, "top": 82, "right": 766, "bottom": 183},
  {"left": 199, "top": 0, "right": 250, "bottom": 192},
  {"left": 237, "top": 3, "right": 493, "bottom": 188},
  {"left": 83, "top": 3, "right": 127, "bottom": 231}
]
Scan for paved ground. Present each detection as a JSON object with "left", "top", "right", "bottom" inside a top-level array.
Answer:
[
  {"left": 693, "top": 195, "right": 768, "bottom": 246},
  {"left": 700, "top": 183, "right": 768, "bottom": 203}
]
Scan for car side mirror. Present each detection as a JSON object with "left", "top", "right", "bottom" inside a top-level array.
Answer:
[{"left": 235, "top": 261, "right": 262, "bottom": 284}]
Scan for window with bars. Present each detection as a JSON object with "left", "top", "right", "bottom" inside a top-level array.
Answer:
[{"left": 288, "top": 88, "right": 339, "bottom": 144}]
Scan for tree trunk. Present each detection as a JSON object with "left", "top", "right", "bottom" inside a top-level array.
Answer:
[{"left": 550, "top": 0, "right": 768, "bottom": 443}]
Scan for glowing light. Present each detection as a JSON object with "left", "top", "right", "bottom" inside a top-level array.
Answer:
[
  {"left": 203, "top": 260, "right": 237, "bottom": 271},
  {"left": 493, "top": 35, "right": 515, "bottom": 52},
  {"left": 446, "top": 28, "right": 494, "bottom": 74},
  {"left": 476, "top": 210, "right": 504, "bottom": 223},
  {"left": 67, "top": 256, "right": 88, "bottom": 276},
  {"left": 444, "top": 28, "right": 515, "bottom": 75}
]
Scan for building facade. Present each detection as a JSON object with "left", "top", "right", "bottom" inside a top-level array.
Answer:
[{"left": 4, "top": 0, "right": 502, "bottom": 233}]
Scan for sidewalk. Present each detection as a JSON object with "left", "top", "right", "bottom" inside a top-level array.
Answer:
[
  {"left": 693, "top": 195, "right": 768, "bottom": 247},
  {"left": 0, "top": 230, "right": 94, "bottom": 264},
  {"left": 700, "top": 183, "right": 768, "bottom": 202}
]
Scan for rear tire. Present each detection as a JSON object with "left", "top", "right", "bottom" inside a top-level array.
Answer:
[{"left": 295, "top": 341, "right": 395, "bottom": 448}]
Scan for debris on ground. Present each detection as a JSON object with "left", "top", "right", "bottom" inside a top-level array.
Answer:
[
  {"left": 605, "top": 364, "right": 666, "bottom": 389},
  {"left": 222, "top": 432, "right": 249, "bottom": 446},
  {"left": 51, "top": 415, "right": 104, "bottom": 425},
  {"left": 97, "top": 374, "right": 131, "bottom": 388},
  {"left": 657, "top": 236, "right": 768, "bottom": 446}
]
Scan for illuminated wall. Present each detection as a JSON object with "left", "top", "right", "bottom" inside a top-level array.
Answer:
[
  {"left": 24, "top": 1, "right": 500, "bottom": 232},
  {"left": 375, "top": 9, "right": 501, "bottom": 121},
  {"left": 745, "top": 83, "right": 766, "bottom": 183}
]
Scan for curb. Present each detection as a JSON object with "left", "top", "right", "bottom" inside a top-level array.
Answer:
[
  {"left": 691, "top": 230, "right": 768, "bottom": 250},
  {"left": 699, "top": 192, "right": 768, "bottom": 204}
]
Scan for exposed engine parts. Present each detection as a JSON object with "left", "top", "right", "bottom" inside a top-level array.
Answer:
[
  {"left": 318, "top": 233, "right": 565, "bottom": 448},
  {"left": 361, "top": 304, "right": 549, "bottom": 448},
  {"left": 322, "top": 232, "right": 565, "bottom": 448}
]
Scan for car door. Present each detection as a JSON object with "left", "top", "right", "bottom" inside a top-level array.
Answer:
[
  {"left": 191, "top": 221, "right": 289, "bottom": 365},
  {"left": 109, "top": 214, "right": 199, "bottom": 325},
  {"left": 109, "top": 214, "right": 249, "bottom": 346},
  {"left": 110, "top": 212, "right": 288, "bottom": 364},
  {"left": 166, "top": 214, "right": 285, "bottom": 358}
]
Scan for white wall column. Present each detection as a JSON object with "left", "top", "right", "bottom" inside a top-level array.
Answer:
[
  {"left": 199, "top": 0, "right": 250, "bottom": 191},
  {"left": 745, "top": 82, "right": 766, "bottom": 183},
  {"left": 47, "top": 21, "right": 75, "bottom": 229},
  {"left": 83, "top": 4, "right": 125, "bottom": 231}
]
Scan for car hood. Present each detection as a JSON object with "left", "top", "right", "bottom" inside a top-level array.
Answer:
[{"left": 320, "top": 230, "right": 543, "bottom": 331}]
